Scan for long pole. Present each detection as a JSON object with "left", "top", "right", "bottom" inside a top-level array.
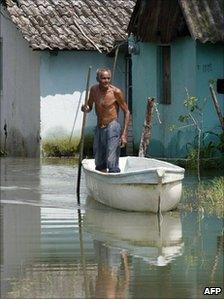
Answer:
[
  {"left": 112, "top": 45, "right": 119, "bottom": 83},
  {"left": 209, "top": 84, "right": 224, "bottom": 131},
  {"left": 76, "top": 66, "right": 92, "bottom": 201},
  {"left": 77, "top": 208, "right": 89, "bottom": 297}
]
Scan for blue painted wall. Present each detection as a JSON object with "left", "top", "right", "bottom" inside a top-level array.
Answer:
[
  {"left": 131, "top": 42, "right": 158, "bottom": 153},
  {"left": 131, "top": 36, "right": 224, "bottom": 158},
  {"left": 40, "top": 50, "right": 127, "bottom": 142},
  {"left": 196, "top": 42, "right": 224, "bottom": 132}
]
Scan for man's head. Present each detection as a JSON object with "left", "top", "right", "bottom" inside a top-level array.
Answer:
[{"left": 96, "top": 68, "right": 111, "bottom": 89}]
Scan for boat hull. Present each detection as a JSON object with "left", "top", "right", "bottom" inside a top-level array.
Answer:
[
  {"left": 85, "top": 174, "right": 182, "bottom": 212},
  {"left": 82, "top": 157, "right": 184, "bottom": 213}
]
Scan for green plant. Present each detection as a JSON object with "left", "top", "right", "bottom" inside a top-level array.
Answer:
[
  {"left": 42, "top": 134, "right": 95, "bottom": 158},
  {"left": 170, "top": 88, "right": 223, "bottom": 175},
  {"left": 42, "top": 137, "right": 80, "bottom": 157},
  {"left": 185, "top": 131, "right": 224, "bottom": 169},
  {"left": 181, "top": 177, "right": 224, "bottom": 218},
  {"left": 0, "top": 149, "right": 7, "bottom": 157}
]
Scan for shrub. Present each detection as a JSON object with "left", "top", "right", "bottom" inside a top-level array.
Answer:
[{"left": 42, "top": 137, "right": 79, "bottom": 157}]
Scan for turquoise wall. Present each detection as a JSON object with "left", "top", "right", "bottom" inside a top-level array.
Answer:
[
  {"left": 131, "top": 36, "right": 224, "bottom": 158},
  {"left": 131, "top": 43, "right": 158, "bottom": 154},
  {"left": 196, "top": 42, "right": 224, "bottom": 132},
  {"left": 163, "top": 37, "right": 196, "bottom": 157}
]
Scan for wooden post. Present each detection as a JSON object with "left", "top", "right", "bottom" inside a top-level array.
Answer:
[
  {"left": 209, "top": 84, "right": 224, "bottom": 131},
  {"left": 77, "top": 208, "right": 89, "bottom": 297},
  {"left": 138, "top": 98, "right": 155, "bottom": 157},
  {"left": 76, "top": 66, "right": 92, "bottom": 201},
  {"left": 112, "top": 45, "right": 119, "bottom": 83}
]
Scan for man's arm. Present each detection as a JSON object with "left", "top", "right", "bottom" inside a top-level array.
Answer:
[
  {"left": 81, "top": 86, "right": 94, "bottom": 113},
  {"left": 115, "top": 88, "right": 130, "bottom": 147}
]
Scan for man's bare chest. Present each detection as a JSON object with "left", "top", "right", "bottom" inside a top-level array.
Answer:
[{"left": 95, "top": 90, "right": 117, "bottom": 108}]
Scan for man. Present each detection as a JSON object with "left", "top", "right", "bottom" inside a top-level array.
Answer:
[{"left": 81, "top": 68, "right": 130, "bottom": 173}]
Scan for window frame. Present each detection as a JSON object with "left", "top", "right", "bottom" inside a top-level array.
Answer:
[{"left": 157, "top": 45, "right": 171, "bottom": 105}]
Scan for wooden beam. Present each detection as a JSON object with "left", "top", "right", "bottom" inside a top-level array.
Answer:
[{"left": 138, "top": 98, "right": 155, "bottom": 157}]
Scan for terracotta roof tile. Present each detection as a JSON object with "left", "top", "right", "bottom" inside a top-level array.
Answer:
[{"left": 5, "top": 0, "right": 136, "bottom": 51}]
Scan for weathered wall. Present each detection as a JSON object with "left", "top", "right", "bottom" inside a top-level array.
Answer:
[
  {"left": 131, "top": 36, "right": 224, "bottom": 158},
  {"left": 162, "top": 37, "right": 196, "bottom": 157},
  {"left": 0, "top": 6, "right": 40, "bottom": 157},
  {"left": 40, "top": 50, "right": 126, "bottom": 143},
  {"left": 196, "top": 42, "right": 224, "bottom": 132}
]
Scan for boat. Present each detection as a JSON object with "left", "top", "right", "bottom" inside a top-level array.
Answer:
[
  {"left": 84, "top": 198, "right": 184, "bottom": 266},
  {"left": 82, "top": 156, "right": 185, "bottom": 213}
]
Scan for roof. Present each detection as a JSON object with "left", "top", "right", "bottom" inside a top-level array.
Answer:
[
  {"left": 5, "top": 0, "right": 136, "bottom": 52},
  {"left": 128, "top": 0, "right": 224, "bottom": 44},
  {"left": 179, "top": 0, "right": 224, "bottom": 43}
]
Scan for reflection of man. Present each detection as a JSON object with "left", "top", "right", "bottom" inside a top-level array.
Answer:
[
  {"left": 93, "top": 241, "right": 130, "bottom": 299},
  {"left": 81, "top": 68, "right": 130, "bottom": 173}
]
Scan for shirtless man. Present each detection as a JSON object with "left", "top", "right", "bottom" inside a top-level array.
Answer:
[{"left": 81, "top": 68, "right": 130, "bottom": 173}]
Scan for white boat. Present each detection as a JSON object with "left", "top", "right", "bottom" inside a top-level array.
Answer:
[
  {"left": 82, "top": 156, "right": 185, "bottom": 213},
  {"left": 84, "top": 198, "right": 184, "bottom": 266}
]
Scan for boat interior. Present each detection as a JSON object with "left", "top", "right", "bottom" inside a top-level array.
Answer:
[{"left": 83, "top": 156, "right": 184, "bottom": 173}]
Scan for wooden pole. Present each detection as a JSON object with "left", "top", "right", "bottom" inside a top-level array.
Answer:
[
  {"left": 112, "top": 45, "right": 119, "bottom": 83},
  {"left": 138, "top": 98, "right": 155, "bottom": 157},
  {"left": 209, "top": 84, "right": 224, "bottom": 131},
  {"left": 69, "top": 93, "right": 82, "bottom": 143},
  {"left": 77, "top": 208, "right": 89, "bottom": 297},
  {"left": 76, "top": 66, "right": 92, "bottom": 201}
]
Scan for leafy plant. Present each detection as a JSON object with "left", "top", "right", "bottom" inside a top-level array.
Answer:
[
  {"left": 185, "top": 131, "right": 224, "bottom": 169},
  {"left": 183, "top": 95, "right": 200, "bottom": 112},
  {"left": 171, "top": 88, "right": 223, "bottom": 177},
  {"left": 0, "top": 149, "right": 7, "bottom": 157},
  {"left": 181, "top": 177, "right": 224, "bottom": 218},
  {"left": 42, "top": 137, "right": 79, "bottom": 157}
]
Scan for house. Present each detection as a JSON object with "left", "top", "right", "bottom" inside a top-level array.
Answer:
[
  {"left": 128, "top": 0, "right": 224, "bottom": 158},
  {"left": 3, "top": 0, "right": 135, "bottom": 156},
  {"left": 0, "top": 0, "right": 40, "bottom": 157}
]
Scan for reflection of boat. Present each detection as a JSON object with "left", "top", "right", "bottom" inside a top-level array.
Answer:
[
  {"left": 83, "top": 198, "right": 184, "bottom": 266},
  {"left": 82, "top": 156, "right": 185, "bottom": 212}
]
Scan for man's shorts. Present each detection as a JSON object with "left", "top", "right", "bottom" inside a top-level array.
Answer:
[{"left": 93, "top": 120, "right": 121, "bottom": 173}]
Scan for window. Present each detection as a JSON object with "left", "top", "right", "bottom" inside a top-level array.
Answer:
[{"left": 157, "top": 45, "right": 171, "bottom": 104}]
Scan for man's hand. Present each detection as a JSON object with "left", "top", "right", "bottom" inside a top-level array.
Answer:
[
  {"left": 81, "top": 104, "right": 90, "bottom": 113},
  {"left": 120, "top": 133, "right": 127, "bottom": 148}
]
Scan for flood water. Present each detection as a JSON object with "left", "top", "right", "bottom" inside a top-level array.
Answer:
[{"left": 0, "top": 158, "right": 223, "bottom": 299}]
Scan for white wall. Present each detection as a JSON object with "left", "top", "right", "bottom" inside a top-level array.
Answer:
[
  {"left": 40, "top": 50, "right": 126, "bottom": 143},
  {"left": 0, "top": 5, "right": 40, "bottom": 157}
]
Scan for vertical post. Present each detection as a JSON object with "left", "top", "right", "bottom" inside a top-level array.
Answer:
[
  {"left": 112, "top": 45, "right": 119, "bottom": 83},
  {"left": 76, "top": 66, "right": 92, "bottom": 201},
  {"left": 77, "top": 208, "right": 89, "bottom": 298},
  {"left": 138, "top": 97, "right": 155, "bottom": 157},
  {"left": 209, "top": 84, "right": 224, "bottom": 131}
]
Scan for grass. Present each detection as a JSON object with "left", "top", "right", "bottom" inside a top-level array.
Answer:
[
  {"left": 180, "top": 177, "right": 224, "bottom": 218},
  {"left": 42, "top": 137, "right": 79, "bottom": 157},
  {"left": 41, "top": 134, "right": 94, "bottom": 158}
]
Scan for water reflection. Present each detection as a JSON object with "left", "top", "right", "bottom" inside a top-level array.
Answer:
[
  {"left": 1, "top": 206, "right": 96, "bottom": 299},
  {"left": 1, "top": 158, "right": 223, "bottom": 299},
  {"left": 93, "top": 243, "right": 130, "bottom": 298},
  {"left": 83, "top": 198, "right": 185, "bottom": 298},
  {"left": 1, "top": 204, "right": 41, "bottom": 297},
  {"left": 84, "top": 197, "right": 184, "bottom": 267}
]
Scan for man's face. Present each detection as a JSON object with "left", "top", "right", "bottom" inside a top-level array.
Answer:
[{"left": 99, "top": 71, "right": 111, "bottom": 88}]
